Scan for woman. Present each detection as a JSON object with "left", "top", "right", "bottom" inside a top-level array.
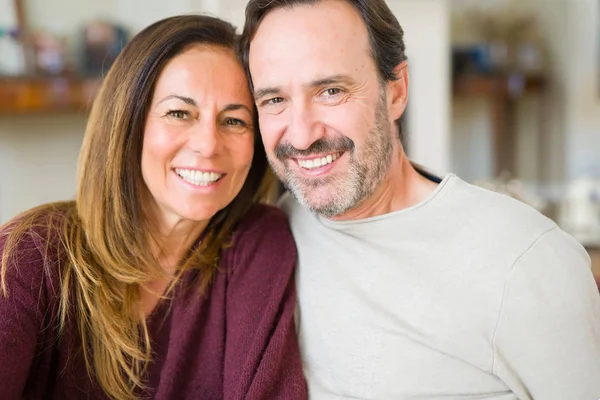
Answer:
[{"left": 0, "top": 15, "right": 306, "bottom": 400}]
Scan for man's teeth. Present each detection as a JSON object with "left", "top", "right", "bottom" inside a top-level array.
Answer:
[
  {"left": 298, "top": 153, "right": 339, "bottom": 170},
  {"left": 175, "top": 169, "right": 222, "bottom": 186}
]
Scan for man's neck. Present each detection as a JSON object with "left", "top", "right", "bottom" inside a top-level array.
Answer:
[{"left": 329, "top": 149, "right": 439, "bottom": 221}]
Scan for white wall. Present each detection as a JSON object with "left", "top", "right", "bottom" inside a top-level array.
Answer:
[
  {"left": 0, "top": 115, "right": 85, "bottom": 223},
  {"left": 564, "top": 0, "right": 600, "bottom": 179},
  {"left": 0, "top": 0, "right": 451, "bottom": 224},
  {"left": 389, "top": 0, "right": 451, "bottom": 174}
]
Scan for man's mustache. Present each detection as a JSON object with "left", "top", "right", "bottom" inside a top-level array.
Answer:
[{"left": 274, "top": 137, "right": 354, "bottom": 161}]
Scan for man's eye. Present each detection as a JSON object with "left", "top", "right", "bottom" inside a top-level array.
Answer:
[
  {"left": 324, "top": 88, "right": 341, "bottom": 96},
  {"left": 258, "top": 97, "right": 287, "bottom": 114},
  {"left": 267, "top": 97, "right": 285, "bottom": 105}
]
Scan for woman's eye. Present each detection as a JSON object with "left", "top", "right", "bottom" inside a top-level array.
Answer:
[
  {"left": 166, "top": 110, "right": 189, "bottom": 119},
  {"left": 224, "top": 118, "right": 248, "bottom": 127}
]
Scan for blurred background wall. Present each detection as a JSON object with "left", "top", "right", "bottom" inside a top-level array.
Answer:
[
  {"left": 0, "top": 0, "right": 451, "bottom": 224},
  {"left": 0, "top": 0, "right": 599, "bottom": 254}
]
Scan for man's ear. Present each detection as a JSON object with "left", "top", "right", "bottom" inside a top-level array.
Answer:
[{"left": 386, "top": 61, "right": 409, "bottom": 121}]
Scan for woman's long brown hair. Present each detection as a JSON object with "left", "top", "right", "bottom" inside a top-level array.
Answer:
[{"left": 1, "top": 15, "right": 273, "bottom": 400}]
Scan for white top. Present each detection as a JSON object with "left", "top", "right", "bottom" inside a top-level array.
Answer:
[{"left": 281, "top": 174, "right": 600, "bottom": 400}]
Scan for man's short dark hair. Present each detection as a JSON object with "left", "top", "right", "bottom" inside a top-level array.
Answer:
[{"left": 239, "top": 0, "right": 408, "bottom": 142}]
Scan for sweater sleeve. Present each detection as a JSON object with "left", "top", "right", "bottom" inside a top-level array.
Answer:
[
  {"left": 0, "top": 227, "right": 47, "bottom": 398},
  {"left": 492, "top": 227, "right": 600, "bottom": 400},
  {"left": 223, "top": 206, "right": 306, "bottom": 400}
]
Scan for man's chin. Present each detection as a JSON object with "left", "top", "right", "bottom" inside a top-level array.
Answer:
[
  {"left": 289, "top": 189, "right": 345, "bottom": 218},
  {"left": 283, "top": 175, "right": 357, "bottom": 217}
]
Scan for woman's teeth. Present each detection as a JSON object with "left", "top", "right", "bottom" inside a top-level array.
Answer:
[
  {"left": 175, "top": 168, "right": 222, "bottom": 186},
  {"left": 298, "top": 153, "right": 340, "bottom": 170}
]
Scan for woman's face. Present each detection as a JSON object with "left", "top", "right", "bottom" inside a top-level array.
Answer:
[{"left": 141, "top": 45, "right": 255, "bottom": 230}]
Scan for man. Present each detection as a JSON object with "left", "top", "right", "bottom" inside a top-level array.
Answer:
[{"left": 239, "top": 0, "right": 600, "bottom": 398}]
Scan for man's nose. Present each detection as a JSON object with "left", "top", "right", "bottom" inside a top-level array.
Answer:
[{"left": 285, "top": 102, "right": 326, "bottom": 151}]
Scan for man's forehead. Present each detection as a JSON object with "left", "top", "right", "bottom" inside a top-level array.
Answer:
[
  {"left": 249, "top": 4, "right": 372, "bottom": 87},
  {"left": 249, "top": 1, "right": 369, "bottom": 60},
  {"left": 250, "top": 45, "right": 372, "bottom": 94}
]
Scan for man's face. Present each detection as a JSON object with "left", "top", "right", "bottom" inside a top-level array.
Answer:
[{"left": 249, "top": 0, "right": 402, "bottom": 217}]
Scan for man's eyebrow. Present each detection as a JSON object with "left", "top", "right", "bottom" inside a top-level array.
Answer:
[
  {"left": 308, "top": 75, "right": 354, "bottom": 88},
  {"left": 253, "top": 87, "right": 281, "bottom": 101},
  {"left": 253, "top": 75, "right": 355, "bottom": 101},
  {"left": 157, "top": 95, "right": 197, "bottom": 106}
]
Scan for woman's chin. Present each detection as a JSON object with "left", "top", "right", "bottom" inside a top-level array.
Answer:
[{"left": 173, "top": 205, "right": 224, "bottom": 224}]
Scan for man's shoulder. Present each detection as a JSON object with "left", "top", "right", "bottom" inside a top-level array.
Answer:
[
  {"left": 276, "top": 176, "right": 557, "bottom": 237},
  {"left": 440, "top": 176, "right": 562, "bottom": 259},
  {"left": 446, "top": 177, "right": 556, "bottom": 233},
  {"left": 275, "top": 176, "right": 563, "bottom": 255}
]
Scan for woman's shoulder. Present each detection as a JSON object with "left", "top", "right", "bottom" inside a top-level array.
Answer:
[
  {"left": 226, "top": 203, "right": 296, "bottom": 265},
  {"left": 0, "top": 203, "right": 73, "bottom": 370},
  {"left": 1, "top": 202, "right": 74, "bottom": 290},
  {"left": 233, "top": 203, "right": 292, "bottom": 239},
  {"left": 224, "top": 204, "right": 297, "bottom": 281},
  {"left": 1, "top": 202, "right": 72, "bottom": 246}
]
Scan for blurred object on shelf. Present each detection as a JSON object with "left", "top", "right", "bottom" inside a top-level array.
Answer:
[
  {"left": 451, "top": 0, "right": 547, "bottom": 75},
  {"left": 79, "top": 20, "right": 128, "bottom": 76},
  {"left": 0, "top": 0, "right": 30, "bottom": 76},
  {"left": 31, "top": 31, "right": 69, "bottom": 75},
  {"left": 558, "top": 178, "right": 600, "bottom": 247},
  {"left": 451, "top": 44, "right": 494, "bottom": 78},
  {"left": 0, "top": 26, "right": 26, "bottom": 75},
  {"left": 476, "top": 13, "right": 546, "bottom": 74}
]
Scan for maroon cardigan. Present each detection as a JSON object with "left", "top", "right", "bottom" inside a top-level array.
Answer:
[{"left": 0, "top": 204, "right": 306, "bottom": 399}]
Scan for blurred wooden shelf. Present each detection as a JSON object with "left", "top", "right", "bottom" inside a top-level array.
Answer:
[
  {"left": 0, "top": 76, "right": 101, "bottom": 115},
  {"left": 587, "top": 248, "right": 600, "bottom": 292},
  {"left": 453, "top": 74, "right": 547, "bottom": 97}
]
